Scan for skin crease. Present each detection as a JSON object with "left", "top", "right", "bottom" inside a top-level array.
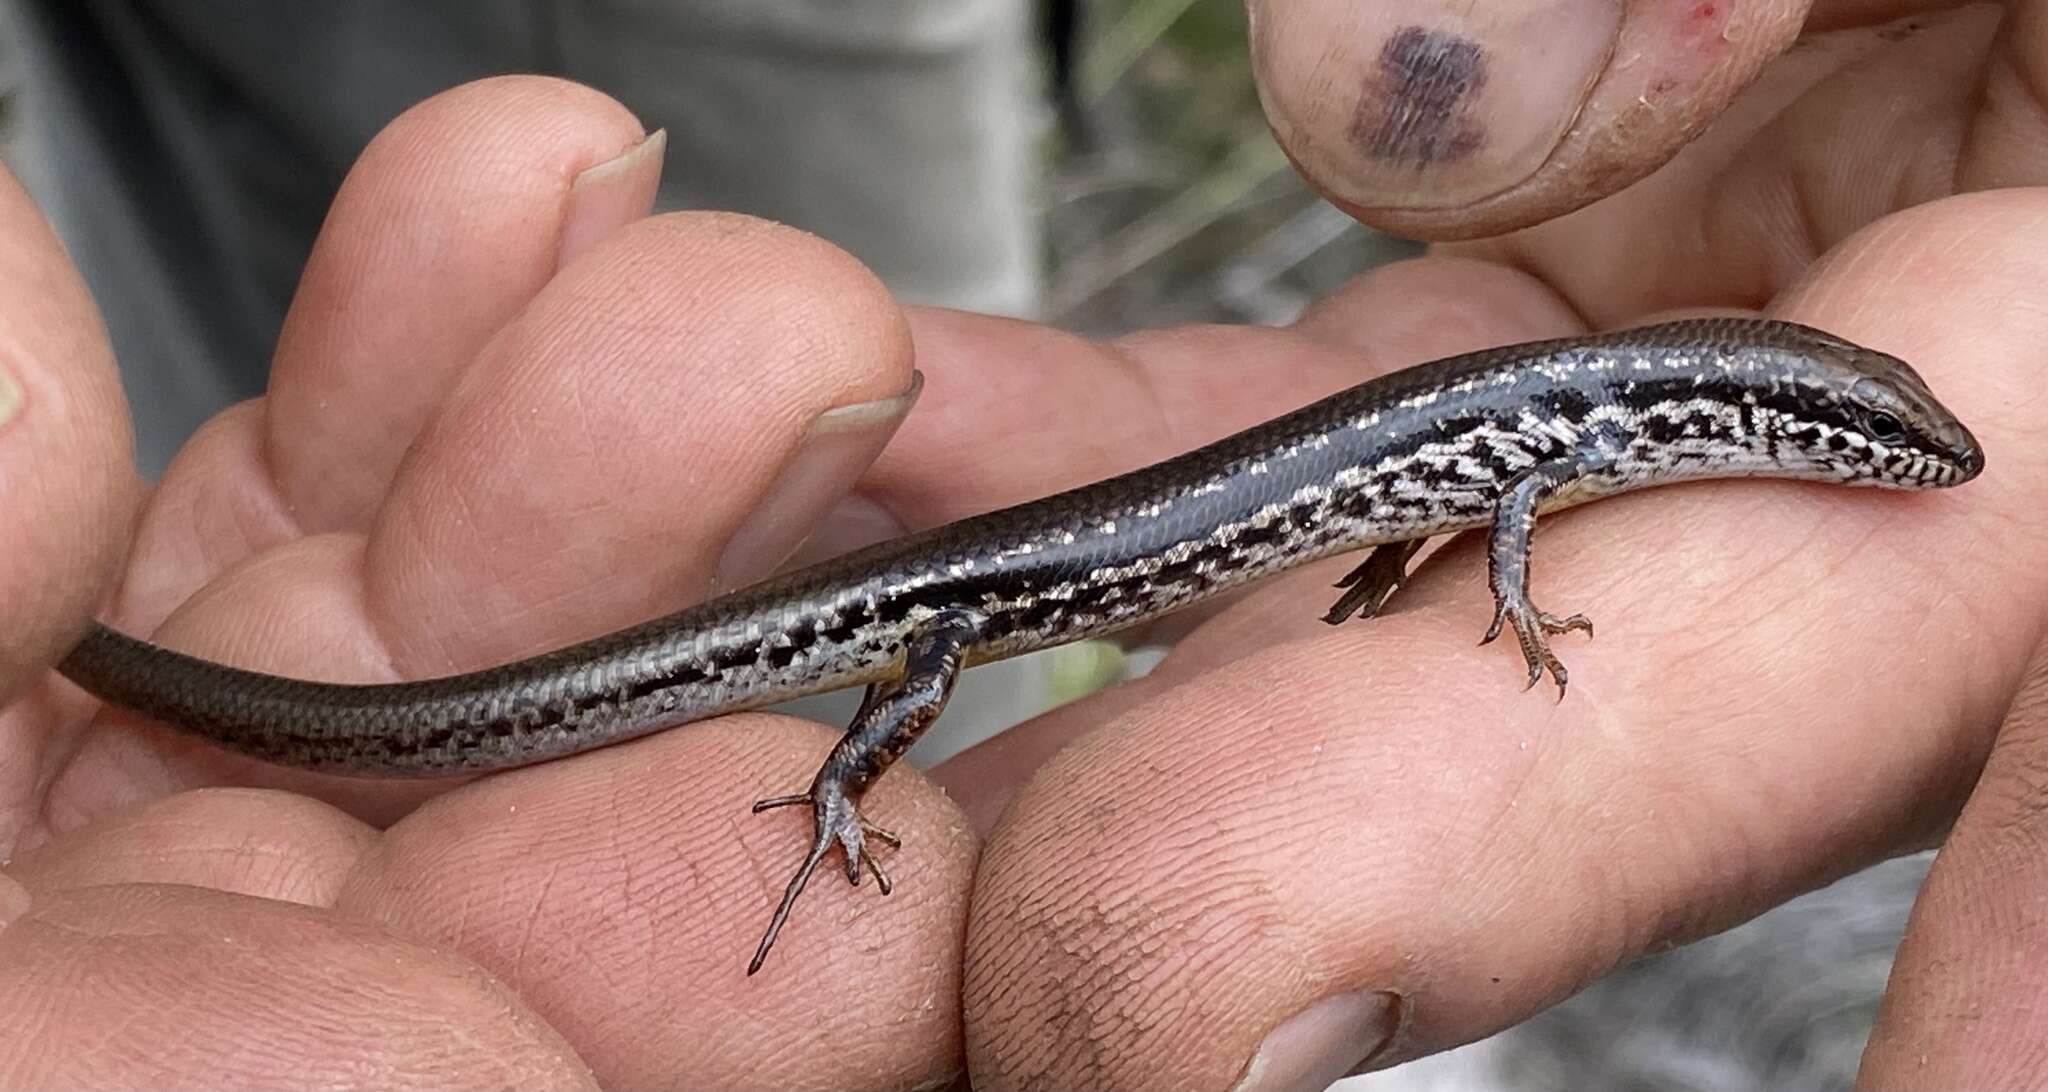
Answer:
[{"left": 0, "top": 3, "right": 2043, "bottom": 1090}]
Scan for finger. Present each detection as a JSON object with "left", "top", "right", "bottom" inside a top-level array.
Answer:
[
  {"left": 115, "top": 77, "right": 659, "bottom": 631},
  {"left": 960, "top": 189, "right": 2048, "bottom": 1089},
  {"left": 360, "top": 211, "right": 912, "bottom": 669},
  {"left": 0, "top": 885, "right": 594, "bottom": 1089},
  {"left": 1856, "top": 639, "right": 2048, "bottom": 1088},
  {"left": 1246, "top": 0, "right": 1817, "bottom": 238},
  {"left": 271, "top": 77, "right": 659, "bottom": 532},
  {"left": 6, "top": 788, "right": 372, "bottom": 906},
  {"left": 334, "top": 716, "right": 973, "bottom": 1091}
]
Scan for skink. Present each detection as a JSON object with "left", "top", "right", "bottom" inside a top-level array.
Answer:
[{"left": 55, "top": 317, "right": 1985, "bottom": 972}]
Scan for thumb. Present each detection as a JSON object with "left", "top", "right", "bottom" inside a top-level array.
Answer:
[{"left": 1248, "top": 0, "right": 1815, "bottom": 238}]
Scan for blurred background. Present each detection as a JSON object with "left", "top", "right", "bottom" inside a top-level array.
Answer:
[{"left": 0, "top": 1, "right": 1928, "bottom": 1088}]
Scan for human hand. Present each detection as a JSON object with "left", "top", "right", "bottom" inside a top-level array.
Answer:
[
  {"left": 0, "top": 75, "right": 1580, "bottom": 1092},
  {"left": 1, "top": 6, "right": 2043, "bottom": 1089}
]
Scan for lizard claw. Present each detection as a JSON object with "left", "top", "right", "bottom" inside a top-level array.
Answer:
[
  {"left": 1323, "top": 541, "right": 1425, "bottom": 624},
  {"left": 748, "top": 779, "right": 897, "bottom": 975},
  {"left": 1485, "top": 594, "right": 1594, "bottom": 700}
]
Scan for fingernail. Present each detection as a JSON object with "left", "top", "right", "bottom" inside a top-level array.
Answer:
[
  {"left": 0, "top": 873, "right": 31, "bottom": 931},
  {"left": 1251, "top": 1, "right": 1620, "bottom": 208},
  {"left": 560, "top": 129, "right": 667, "bottom": 270},
  {"left": 711, "top": 372, "right": 922, "bottom": 594},
  {"left": 1232, "top": 990, "right": 1406, "bottom": 1092},
  {"left": 775, "top": 493, "right": 913, "bottom": 575}
]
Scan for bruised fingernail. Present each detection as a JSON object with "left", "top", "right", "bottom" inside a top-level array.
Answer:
[
  {"left": 1232, "top": 990, "right": 1405, "bottom": 1092},
  {"left": 1251, "top": 1, "right": 1620, "bottom": 208},
  {"left": 560, "top": 129, "right": 666, "bottom": 270},
  {"left": 0, "top": 873, "right": 31, "bottom": 931},
  {"left": 711, "top": 372, "right": 922, "bottom": 594}
]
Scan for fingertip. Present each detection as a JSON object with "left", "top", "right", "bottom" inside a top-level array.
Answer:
[
  {"left": 6, "top": 787, "right": 375, "bottom": 907},
  {"left": 363, "top": 209, "right": 912, "bottom": 670},
  {"left": 336, "top": 713, "right": 970, "bottom": 1090},
  {"left": 1252, "top": 0, "right": 1619, "bottom": 209},
  {"left": 0, "top": 885, "right": 598, "bottom": 1090},
  {"left": 268, "top": 74, "right": 652, "bottom": 531}
]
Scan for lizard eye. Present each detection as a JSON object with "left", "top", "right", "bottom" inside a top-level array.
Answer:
[{"left": 1860, "top": 409, "right": 1907, "bottom": 444}]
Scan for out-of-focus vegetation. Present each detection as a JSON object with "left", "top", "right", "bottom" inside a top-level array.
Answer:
[{"left": 1046, "top": 0, "right": 1417, "bottom": 334}]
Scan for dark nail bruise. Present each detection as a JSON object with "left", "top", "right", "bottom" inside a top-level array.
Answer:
[{"left": 1351, "top": 26, "right": 1487, "bottom": 166}]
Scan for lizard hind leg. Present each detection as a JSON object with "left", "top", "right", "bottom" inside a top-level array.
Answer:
[
  {"left": 1480, "top": 453, "right": 1605, "bottom": 699},
  {"left": 748, "top": 780, "right": 898, "bottom": 975},
  {"left": 745, "top": 607, "right": 985, "bottom": 975},
  {"left": 1322, "top": 538, "right": 1427, "bottom": 624}
]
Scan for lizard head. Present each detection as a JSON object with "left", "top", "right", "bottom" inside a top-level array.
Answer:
[{"left": 1747, "top": 321, "right": 1983, "bottom": 489}]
